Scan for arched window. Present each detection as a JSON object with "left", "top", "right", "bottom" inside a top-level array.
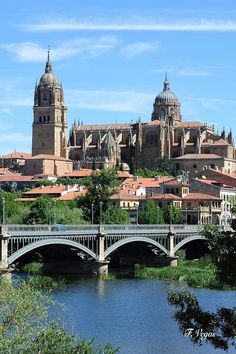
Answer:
[
  {"left": 43, "top": 116, "right": 46, "bottom": 123},
  {"left": 39, "top": 116, "right": 42, "bottom": 123},
  {"left": 47, "top": 115, "right": 50, "bottom": 123}
]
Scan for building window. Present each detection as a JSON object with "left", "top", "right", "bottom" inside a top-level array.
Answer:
[
  {"left": 193, "top": 163, "right": 197, "bottom": 169},
  {"left": 47, "top": 115, "right": 50, "bottom": 123},
  {"left": 43, "top": 115, "right": 46, "bottom": 123},
  {"left": 39, "top": 116, "right": 42, "bottom": 123}
]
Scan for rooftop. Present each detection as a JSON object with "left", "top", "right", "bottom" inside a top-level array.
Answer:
[{"left": 174, "top": 154, "right": 222, "bottom": 160}]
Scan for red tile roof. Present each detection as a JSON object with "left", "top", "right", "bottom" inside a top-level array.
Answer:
[
  {"left": 182, "top": 193, "right": 221, "bottom": 200},
  {"left": 174, "top": 154, "right": 222, "bottom": 160},
  {"left": 2, "top": 152, "right": 32, "bottom": 159},
  {"left": 29, "top": 154, "right": 72, "bottom": 161},
  {"left": 146, "top": 120, "right": 161, "bottom": 126},
  {"left": 177, "top": 121, "right": 204, "bottom": 128},
  {"left": 202, "top": 139, "right": 229, "bottom": 146},
  {"left": 63, "top": 169, "right": 93, "bottom": 177},
  {"left": 117, "top": 171, "right": 133, "bottom": 178},
  {"left": 78, "top": 123, "right": 131, "bottom": 131},
  {"left": 110, "top": 193, "right": 141, "bottom": 201},
  {"left": 0, "top": 175, "right": 39, "bottom": 182},
  {"left": 150, "top": 193, "right": 182, "bottom": 200}
]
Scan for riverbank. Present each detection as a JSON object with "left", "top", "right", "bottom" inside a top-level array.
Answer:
[{"left": 134, "top": 257, "right": 228, "bottom": 288}]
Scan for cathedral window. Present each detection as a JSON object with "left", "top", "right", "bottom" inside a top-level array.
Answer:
[
  {"left": 47, "top": 115, "right": 50, "bottom": 123},
  {"left": 43, "top": 115, "right": 46, "bottom": 123},
  {"left": 39, "top": 116, "right": 42, "bottom": 123}
]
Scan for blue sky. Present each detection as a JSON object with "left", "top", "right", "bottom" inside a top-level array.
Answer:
[{"left": 1, "top": 0, "right": 236, "bottom": 154}]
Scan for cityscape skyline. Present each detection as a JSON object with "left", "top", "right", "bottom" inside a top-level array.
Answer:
[{"left": 1, "top": 0, "right": 236, "bottom": 154}]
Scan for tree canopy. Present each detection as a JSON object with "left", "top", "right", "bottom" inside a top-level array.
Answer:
[
  {"left": 77, "top": 168, "right": 120, "bottom": 223},
  {"left": 164, "top": 205, "right": 182, "bottom": 224},
  {"left": 0, "top": 277, "right": 119, "bottom": 353},
  {"left": 168, "top": 225, "right": 236, "bottom": 351},
  {"left": 138, "top": 200, "right": 164, "bottom": 224}
]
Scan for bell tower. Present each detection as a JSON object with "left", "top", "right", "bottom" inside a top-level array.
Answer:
[{"left": 32, "top": 50, "right": 68, "bottom": 158}]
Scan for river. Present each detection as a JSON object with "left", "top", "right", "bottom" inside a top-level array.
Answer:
[{"left": 48, "top": 275, "right": 236, "bottom": 354}]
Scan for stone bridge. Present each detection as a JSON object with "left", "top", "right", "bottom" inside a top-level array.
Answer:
[{"left": 0, "top": 224, "right": 210, "bottom": 274}]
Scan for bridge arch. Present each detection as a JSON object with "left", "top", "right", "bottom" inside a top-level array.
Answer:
[
  {"left": 8, "top": 238, "right": 97, "bottom": 265},
  {"left": 173, "top": 235, "right": 206, "bottom": 254},
  {"left": 104, "top": 236, "right": 168, "bottom": 259}
]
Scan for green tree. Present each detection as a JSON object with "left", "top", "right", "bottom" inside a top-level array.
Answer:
[
  {"left": 134, "top": 168, "right": 171, "bottom": 178},
  {"left": 103, "top": 204, "right": 130, "bottom": 224},
  {"left": 158, "top": 156, "right": 173, "bottom": 175},
  {"left": 164, "top": 205, "right": 182, "bottom": 224},
  {"left": 53, "top": 204, "right": 87, "bottom": 224},
  {"left": 168, "top": 226, "right": 236, "bottom": 351},
  {"left": 26, "top": 195, "right": 54, "bottom": 224},
  {"left": 168, "top": 290, "right": 236, "bottom": 351},
  {"left": 204, "top": 224, "right": 236, "bottom": 286},
  {"left": 138, "top": 200, "right": 164, "bottom": 224},
  {"left": 77, "top": 168, "right": 120, "bottom": 223},
  {"left": 0, "top": 190, "right": 27, "bottom": 224},
  {"left": 0, "top": 277, "right": 119, "bottom": 353}
]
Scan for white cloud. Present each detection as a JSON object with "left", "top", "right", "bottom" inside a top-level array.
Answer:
[
  {"left": 22, "top": 19, "right": 236, "bottom": 32},
  {"left": 121, "top": 41, "right": 159, "bottom": 57},
  {"left": 65, "top": 89, "right": 154, "bottom": 113},
  {"left": 0, "top": 36, "right": 121, "bottom": 62}
]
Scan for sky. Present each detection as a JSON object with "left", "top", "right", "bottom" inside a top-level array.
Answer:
[{"left": 1, "top": 0, "right": 236, "bottom": 154}]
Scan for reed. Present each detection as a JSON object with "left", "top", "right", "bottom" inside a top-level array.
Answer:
[{"left": 134, "top": 257, "right": 219, "bottom": 288}]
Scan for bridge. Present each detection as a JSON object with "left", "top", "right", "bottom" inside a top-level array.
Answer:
[{"left": 0, "top": 224, "right": 210, "bottom": 274}]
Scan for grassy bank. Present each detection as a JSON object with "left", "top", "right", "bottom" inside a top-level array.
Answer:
[{"left": 135, "top": 257, "right": 221, "bottom": 288}]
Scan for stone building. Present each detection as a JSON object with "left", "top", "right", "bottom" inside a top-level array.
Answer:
[
  {"left": 32, "top": 54, "right": 236, "bottom": 174},
  {"left": 32, "top": 50, "right": 68, "bottom": 159}
]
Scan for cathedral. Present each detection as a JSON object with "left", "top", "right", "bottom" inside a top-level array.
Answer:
[{"left": 31, "top": 52, "right": 236, "bottom": 175}]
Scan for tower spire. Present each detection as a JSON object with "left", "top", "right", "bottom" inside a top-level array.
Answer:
[
  {"left": 45, "top": 46, "right": 52, "bottom": 73},
  {"left": 163, "top": 73, "right": 170, "bottom": 91}
]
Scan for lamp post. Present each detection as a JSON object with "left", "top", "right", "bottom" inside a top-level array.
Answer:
[
  {"left": 2, "top": 196, "right": 5, "bottom": 225},
  {"left": 48, "top": 201, "right": 52, "bottom": 225},
  {"left": 99, "top": 202, "right": 103, "bottom": 225},
  {"left": 91, "top": 203, "right": 94, "bottom": 225},
  {"left": 52, "top": 200, "right": 56, "bottom": 224}
]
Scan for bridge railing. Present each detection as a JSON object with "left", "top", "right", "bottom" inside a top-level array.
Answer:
[{"left": 1, "top": 224, "right": 203, "bottom": 235}]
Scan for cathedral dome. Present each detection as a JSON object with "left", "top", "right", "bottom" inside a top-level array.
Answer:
[
  {"left": 155, "top": 76, "right": 179, "bottom": 104},
  {"left": 39, "top": 72, "right": 60, "bottom": 86}
]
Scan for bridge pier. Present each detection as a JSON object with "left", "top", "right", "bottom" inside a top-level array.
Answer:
[
  {"left": 95, "top": 260, "right": 109, "bottom": 275},
  {"left": 96, "top": 225, "right": 109, "bottom": 275},
  {"left": 168, "top": 227, "right": 178, "bottom": 267},
  {"left": 0, "top": 227, "right": 10, "bottom": 271}
]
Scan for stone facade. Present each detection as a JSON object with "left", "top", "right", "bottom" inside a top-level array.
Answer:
[
  {"left": 24, "top": 155, "right": 73, "bottom": 176},
  {"left": 32, "top": 55, "right": 236, "bottom": 173},
  {"left": 32, "top": 51, "right": 68, "bottom": 159}
]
